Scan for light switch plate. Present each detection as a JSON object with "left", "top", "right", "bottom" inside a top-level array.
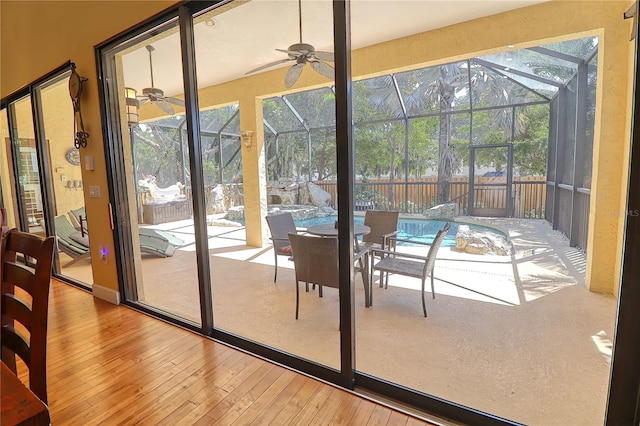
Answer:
[
  {"left": 89, "top": 185, "right": 101, "bottom": 198},
  {"left": 84, "top": 155, "right": 95, "bottom": 171}
]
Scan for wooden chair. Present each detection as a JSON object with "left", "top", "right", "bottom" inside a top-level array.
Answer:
[
  {"left": 288, "top": 233, "right": 370, "bottom": 319},
  {"left": 265, "top": 213, "right": 300, "bottom": 282},
  {"left": 1, "top": 229, "right": 55, "bottom": 403},
  {"left": 370, "top": 222, "right": 450, "bottom": 317},
  {"left": 0, "top": 207, "right": 8, "bottom": 236}
]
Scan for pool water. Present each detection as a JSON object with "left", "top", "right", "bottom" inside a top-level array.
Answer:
[{"left": 293, "top": 216, "right": 504, "bottom": 247}]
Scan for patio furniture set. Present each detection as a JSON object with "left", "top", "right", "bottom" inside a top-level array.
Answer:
[{"left": 266, "top": 210, "right": 450, "bottom": 318}]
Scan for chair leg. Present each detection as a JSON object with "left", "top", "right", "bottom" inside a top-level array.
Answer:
[
  {"left": 273, "top": 251, "right": 278, "bottom": 282},
  {"left": 431, "top": 274, "right": 436, "bottom": 299},
  {"left": 421, "top": 278, "right": 427, "bottom": 317},
  {"left": 296, "top": 281, "right": 300, "bottom": 319},
  {"left": 319, "top": 285, "right": 323, "bottom": 297},
  {"left": 358, "top": 256, "right": 370, "bottom": 308}
]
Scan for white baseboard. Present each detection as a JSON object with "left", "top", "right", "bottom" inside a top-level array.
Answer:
[{"left": 92, "top": 284, "right": 121, "bottom": 305}]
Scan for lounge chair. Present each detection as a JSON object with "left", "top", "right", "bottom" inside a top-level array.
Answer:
[
  {"left": 54, "top": 215, "right": 91, "bottom": 266},
  {"left": 138, "top": 228, "right": 177, "bottom": 257},
  {"left": 67, "top": 207, "right": 183, "bottom": 258}
]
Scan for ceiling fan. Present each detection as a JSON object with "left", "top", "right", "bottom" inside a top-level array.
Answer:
[
  {"left": 245, "top": 0, "right": 334, "bottom": 88},
  {"left": 137, "top": 45, "right": 185, "bottom": 115}
]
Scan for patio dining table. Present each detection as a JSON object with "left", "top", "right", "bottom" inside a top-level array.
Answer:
[
  {"left": 306, "top": 223, "right": 371, "bottom": 239},
  {"left": 306, "top": 223, "right": 370, "bottom": 250}
]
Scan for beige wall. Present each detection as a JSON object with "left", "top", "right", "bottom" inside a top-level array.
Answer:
[{"left": 1, "top": 0, "right": 635, "bottom": 297}]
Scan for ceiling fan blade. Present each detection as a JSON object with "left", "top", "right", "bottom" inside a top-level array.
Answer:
[
  {"left": 310, "top": 61, "right": 335, "bottom": 80},
  {"left": 275, "top": 48, "right": 305, "bottom": 57},
  {"left": 137, "top": 97, "right": 150, "bottom": 105},
  {"left": 285, "top": 63, "right": 305, "bottom": 88},
  {"left": 166, "top": 97, "right": 185, "bottom": 107},
  {"left": 246, "top": 58, "right": 295, "bottom": 75},
  {"left": 313, "top": 51, "right": 334, "bottom": 62},
  {"left": 154, "top": 98, "right": 176, "bottom": 115}
]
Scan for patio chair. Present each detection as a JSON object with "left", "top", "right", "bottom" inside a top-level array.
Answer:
[
  {"left": 361, "top": 210, "right": 399, "bottom": 291},
  {"left": 370, "top": 222, "right": 450, "bottom": 317},
  {"left": 288, "top": 232, "right": 370, "bottom": 319},
  {"left": 54, "top": 214, "right": 91, "bottom": 266},
  {"left": 265, "top": 212, "right": 300, "bottom": 282}
]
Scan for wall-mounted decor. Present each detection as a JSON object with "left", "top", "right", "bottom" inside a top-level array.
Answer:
[
  {"left": 69, "top": 64, "right": 89, "bottom": 148},
  {"left": 65, "top": 147, "right": 80, "bottom": 166}
]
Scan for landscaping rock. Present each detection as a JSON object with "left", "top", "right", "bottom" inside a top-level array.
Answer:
[
  {"left": 424, "top": 203, "right": 459, "bottom": 220},
  {"left": 453, "top": 224, "right": 512, "bottom": 256}
]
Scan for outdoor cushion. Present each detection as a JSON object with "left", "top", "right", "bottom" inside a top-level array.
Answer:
[
  {"left": 281, "top": 245, "right": 292, "bottom": 255},
  {"left": 70, "top": 231, "right": 90, "bottom": 247}
]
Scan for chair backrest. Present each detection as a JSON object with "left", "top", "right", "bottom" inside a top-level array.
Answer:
[
  {"left": 362, "top": 210, "right": 399, "bottom": 245},
  {"left": 1, "top": 229, "right": 55, "bottom": 403},
  {"left": 288, "top": 233, "right": 339, "bottom": 289},
  {"left": 422, "top": 222, "right": 451, "bottom": 277},
  {"left": 0, "top": 208, "right": 8, "bottom": 237},
  {"left": 265, "top": 213, "right": 296, "bottom": 250}
]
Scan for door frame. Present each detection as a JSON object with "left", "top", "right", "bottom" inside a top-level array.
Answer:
[{"left": 468, "top": 143, "right": 513, "bottom": 217}]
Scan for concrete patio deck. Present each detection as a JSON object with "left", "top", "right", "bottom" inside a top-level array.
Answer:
[{"left": 60, "top": 217, "right": 616, "bottom": 425}]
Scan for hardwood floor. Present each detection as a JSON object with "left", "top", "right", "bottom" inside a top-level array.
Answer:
[{"left": 38, "top": 280, "right": 437, "bottom": 425}]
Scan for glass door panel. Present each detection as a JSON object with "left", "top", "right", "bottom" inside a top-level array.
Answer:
[
  {"left": 34, "top": 72, "right": 94, "bottom": 285},
  {"left": 194, "top": 1, "right": 340, "bottom": 368},
  {"left": 106, "top": 19, "right": 202, "bottom": 325},
  {"left": 350, "top": 5, "right": 614, "bottom": 424},
  {"left": 9, "top": 96, "right": 44, "bottom": 235},
  {"left": 0, "top": 108, "right": 19, "bottom": 228}
]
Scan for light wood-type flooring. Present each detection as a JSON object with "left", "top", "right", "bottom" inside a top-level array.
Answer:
[{"left": 33, "top": 279, "right": 439, "bottom": 425}]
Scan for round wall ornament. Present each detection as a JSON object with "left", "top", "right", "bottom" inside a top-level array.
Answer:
[{"left": 65, "top": 147, "right": 81, "bottom": 166}]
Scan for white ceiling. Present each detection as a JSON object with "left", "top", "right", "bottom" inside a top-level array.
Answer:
[{"left": 121, "top": 0, "right": 548, "bottom": 97}]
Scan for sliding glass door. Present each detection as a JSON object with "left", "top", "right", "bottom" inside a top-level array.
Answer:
[
  {"left": 33, "top": 70, "right": 95, "bottom": 285},
  {"left": 7, "top": 96, "right": 45, "bottom": 235},
  {"left": 191, "top": 1, "right": 341, "bottom": 369},
  {"left": 101, "top": 16, "right": 202, "bottom": 326},
  {"left": 0, "top": 107, "right": 19, "bottom": 229},
  {"left": 1, "top": 68, "right": 95, "bottom": 288}
]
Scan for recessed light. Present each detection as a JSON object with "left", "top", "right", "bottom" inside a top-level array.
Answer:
[
  {"left": 508, "top": 44, "right": 515, "bottom": 48},
  {"left": 205, "top": 18, "right": 217, "bottom": 27}
]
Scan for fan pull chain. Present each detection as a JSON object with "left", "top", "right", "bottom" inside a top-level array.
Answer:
[{"left": 298, "top": 0, "right": 303, "bottom": 43}]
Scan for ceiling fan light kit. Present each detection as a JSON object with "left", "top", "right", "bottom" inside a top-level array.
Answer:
[
  {"left": 245, "top": 0, "right": 334, "bottom": 88},
  {"left": 136, "top": 44, "right": 185, "bottom": 115}
]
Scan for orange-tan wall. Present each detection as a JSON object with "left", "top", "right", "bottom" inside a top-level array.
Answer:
[
  {"left": 1, "top": 0, "right": 178, "bottom": 299},
  {"left": 1, "top": 0, "right": 635, "bottom": 298}
]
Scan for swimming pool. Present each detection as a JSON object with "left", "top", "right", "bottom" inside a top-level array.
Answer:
[{"left": 292, "top": 216, "right": 504, "bottom": 247}]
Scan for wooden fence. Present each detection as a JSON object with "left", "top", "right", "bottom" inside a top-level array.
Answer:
[{"left": 315, "top": 176, "right": 546, "bottom": 218}]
